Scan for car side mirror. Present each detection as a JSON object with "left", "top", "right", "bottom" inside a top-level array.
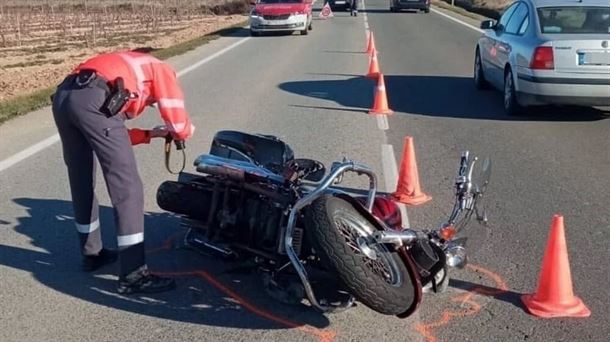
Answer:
[{"left": 480, "top": 20, "right": 496, "bottom": 30}]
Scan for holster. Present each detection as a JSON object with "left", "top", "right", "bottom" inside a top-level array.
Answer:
[{"left": 101, "top": 77, "right": 130, "bottom": 118}]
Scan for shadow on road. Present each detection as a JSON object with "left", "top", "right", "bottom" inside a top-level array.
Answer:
[
  {"left": 217, "top": 26, "right": 251, "bottom": 38},
  {"left": 449, "top": 278, "right": 525, "bottom": 310},
  {"left": 279, "top": 75, "right": 374, "bottom": 113},
  {"left": 0, "top": 198, "right": 330, "bottom": 330},
  {"left": 279, "top": 75, "right": 608, "bottom": 121}
]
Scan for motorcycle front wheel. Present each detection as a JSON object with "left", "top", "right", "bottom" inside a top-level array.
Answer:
[{"left": 305, "top": 195, "right": 414, "bottom": 315}]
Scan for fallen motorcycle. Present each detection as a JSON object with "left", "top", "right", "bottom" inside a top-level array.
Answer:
[{"left": 156, "top": 130, "right": 491, "bottom": 317}]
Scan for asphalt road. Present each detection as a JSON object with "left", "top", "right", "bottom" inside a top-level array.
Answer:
[{"left": 1, "top": 1, "right": 609, "bottom": 341}]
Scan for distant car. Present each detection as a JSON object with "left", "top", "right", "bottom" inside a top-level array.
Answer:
[
  {"left": 328, "top": 0, "right": 353, "bottom": 11},
  {"left": 474, "top": 0, "right": 610, "bottom": 115},
  {"left": 249, "top": 0, "right": 313, "bottom": 36},
  {"left": 390, "top": 0, "right": 430, "bottom": 13}
]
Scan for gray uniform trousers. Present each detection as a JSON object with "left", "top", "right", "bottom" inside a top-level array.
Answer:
[{"left": 51, "top": 74, "right": 146, "bottom": 278}]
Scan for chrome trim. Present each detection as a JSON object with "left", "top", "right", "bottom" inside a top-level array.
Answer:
[
  {"left": 284, "top": 160, "right": 377, "bottom": 312},
  {"left": 372, "top": 229, "right": 418, "bottom": 246}
]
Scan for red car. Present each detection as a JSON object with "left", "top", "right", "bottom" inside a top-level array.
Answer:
[{"left": 249, "top": 0, "right": 314, "bottom": 36}]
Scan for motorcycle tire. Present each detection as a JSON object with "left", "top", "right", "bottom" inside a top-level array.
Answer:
[
  {"left": 156, "top": 180, "right": 213, "bottom": 220},
  {"left": 304, "top": 195, "right": 414, "bottom": 315}
]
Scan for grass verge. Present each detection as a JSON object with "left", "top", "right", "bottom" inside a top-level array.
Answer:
[
  {"left": 432, "top": 0, "right": 490, "bottom": 21},
  {"left": 432, "top": 0, "right": 503, "bottom": 20},
  {"left": 0, "top": 20, "right": 248, "bottom": 125}
]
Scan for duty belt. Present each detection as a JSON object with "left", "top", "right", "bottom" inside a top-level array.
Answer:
[{"left": 73, "top": 69, "right": 111, "bottom": 94}]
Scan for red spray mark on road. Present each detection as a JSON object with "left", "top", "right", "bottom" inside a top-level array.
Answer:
[
  {"left": 414, "top": 264, "right": 509, "bottom": 342},
  {"left": 148, "top": 235, "right": 337, "bottom": 342}
]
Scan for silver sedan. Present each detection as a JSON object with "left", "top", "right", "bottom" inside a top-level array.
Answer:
[{"left": 474, "top": 0, "right": 610, "bottom": 115}]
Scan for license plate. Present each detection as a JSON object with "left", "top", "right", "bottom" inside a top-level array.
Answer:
[{"left": 578, "top": 52, "right": 610, "bottom": 66}]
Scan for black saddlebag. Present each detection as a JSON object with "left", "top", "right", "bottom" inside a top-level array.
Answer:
[{"left": 210, "top": 130, "right": 294, "bottom": 174}]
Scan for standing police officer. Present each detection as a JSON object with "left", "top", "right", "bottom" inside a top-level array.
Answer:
[{"left": 52, "top": 50, "right": 195, "bottom": 294}]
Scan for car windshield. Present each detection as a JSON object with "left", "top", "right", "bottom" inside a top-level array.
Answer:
[
  {"left": 537, "top": 6, "right": 610, "bottom": 34},
  {"left": 258, "top": 0, "right": 302, "bottom": 3}
]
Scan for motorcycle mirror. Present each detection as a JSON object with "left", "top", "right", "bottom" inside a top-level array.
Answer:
[{"left": 474, "top": 157, "right": 492, "bottom": 196}]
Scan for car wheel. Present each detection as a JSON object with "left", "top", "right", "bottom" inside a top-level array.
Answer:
[
  {"left": 390, "top": 6, "right": 395, "bottom": 12},
  {"left": 473, "top": 49, "right": 490, "bottom": 90},
  {"left": 250, "top": 30, "right": 259, "bottom": 37},
  {"left": 301, "top": 28, "right": 308, "bottom": 35},
  {"left": 504, "top": 68, "right": 525, "bottom": 116},
  {"left": 424, "top": 8, "right": 430, "bottom": 13}
]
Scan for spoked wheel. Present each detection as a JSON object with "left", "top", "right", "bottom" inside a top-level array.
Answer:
[{"left": 305, "top": 195, "right": 414, "bottom": 315}]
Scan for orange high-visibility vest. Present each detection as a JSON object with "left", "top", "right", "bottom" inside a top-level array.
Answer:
[{"left": 73, "top": 51, "right": 193, "bottom": 144}]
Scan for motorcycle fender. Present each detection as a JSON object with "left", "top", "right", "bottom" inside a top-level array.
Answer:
[
  {"left": 396, "top": 247, "right": 424, "bottom": 318},
  {"left": 332, "top": 194, "right": 423, "bottom": 318}
]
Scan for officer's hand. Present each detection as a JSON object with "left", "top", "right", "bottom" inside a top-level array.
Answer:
[
  {"left": 150, "top": 125, "right": 168, "bottom": 138},
  {"left": 172, "top": 123, "right": 195, "bottom": 141}
]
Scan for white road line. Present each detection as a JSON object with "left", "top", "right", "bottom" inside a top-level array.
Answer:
[
  {"left": 431, "top": 7, "right": 483, "bottom": 33},
  {"left": 376, "top": 114, "right": 389, "bottom": 130},
  {"left": 0, "top": 36, "right": 251, "bottom": 173},
  {"left": 177, "top": 37, "right": 251, "bottom": 77},
  {"left": 381, "top": 144, "right": 410, "bottom": 228},
  {"left": 363, "top": 0, "right": 410, "bottom": 228},
  {"left": 0, "top": 135, "right": 60, "bottom": 172}
]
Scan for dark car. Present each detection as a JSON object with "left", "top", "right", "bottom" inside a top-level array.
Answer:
[
  {"left": 328, "top": 0, "right": 353, "bottom": 11},
  {"left": 390, "top": 0, "right": 430, "bottom": 13}
]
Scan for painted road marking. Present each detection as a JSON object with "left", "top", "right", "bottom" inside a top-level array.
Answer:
[
  {"left": 149, "top": 235, "right": 337, "bottom": 342},
  {"left": 363, "top": 0, "right": 410, "bottom": 229},
  {"left": 0, "top": 135, "right": 60, "bottom": 172},
  {"left": 414, "top": 264, "right": 509, "bottom": 342},
  {"left": 431, "top": 7, "right": 484, "bottom": 33},
  {"left": 376, "top": 114, "right": 389, "bottom": 130}
]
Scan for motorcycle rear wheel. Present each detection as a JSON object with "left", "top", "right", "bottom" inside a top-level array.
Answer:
[{"left": 305, "top": 195, "right": 414, "bottom": 315}]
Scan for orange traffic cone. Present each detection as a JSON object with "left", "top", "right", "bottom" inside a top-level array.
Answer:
[
  {"left": 521, "top": 215, "right": 591, "bottom": 318},
  {"left": 366, "top": 48, "right": 381, "bottom": 79},
  {"left": 369, "top": 73, "right": 393, "bottom": 115},
  {"left": 392, "top": 137, "right": 431, "bottom": 205},
  {"left": 366, "top": 32, "right": 376, "bottom": 55}
]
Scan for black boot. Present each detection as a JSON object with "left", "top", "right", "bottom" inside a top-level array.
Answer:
[
  {"left": 82, "top": 248, "right": 118, "bottom": 272},
  {"left": 117, "top": 266, "right": 176, "bottom": 295}
]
